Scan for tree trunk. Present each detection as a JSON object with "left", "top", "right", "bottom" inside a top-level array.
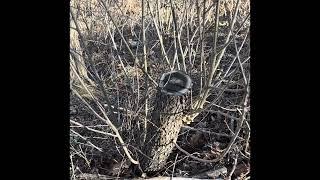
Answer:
[{"left": 140, "top": 88, "right": 189, "bottom": 172}]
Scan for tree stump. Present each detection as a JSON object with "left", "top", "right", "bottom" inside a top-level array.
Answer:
[{"left": 140, "top": 71, "right": 192, "bottom": 173}]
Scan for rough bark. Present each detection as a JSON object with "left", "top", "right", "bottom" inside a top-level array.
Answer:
[{"left": 140, "top": 88, "right": 189, "bottom": 172}]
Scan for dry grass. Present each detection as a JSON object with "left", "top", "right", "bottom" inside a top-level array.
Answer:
[{"left": 70, "top": 0, "right": 250, "bottom": 179}]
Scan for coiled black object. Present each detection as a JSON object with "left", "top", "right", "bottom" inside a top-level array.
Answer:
[{"left": 159, "top": 71, "right": 192, "bottom": 96}]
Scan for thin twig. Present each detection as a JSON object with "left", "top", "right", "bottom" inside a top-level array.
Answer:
[
  {"left": 233, "top": 28, "right": 250, "bottom": 85},
  {"left": 219, "top": 83, "right": 250, "bottom": 159},
  {"left": 171, "top": 153, "right": 179, "bottom": 178},
  {"left": 146, "top": 0, "right": 171, "bottom": 67},
  {"left": 71, "top": 129, "right": 103, "bottom": 152},
  {"left": 205, "top": 110, "right": 241, "bottom": 121},
  {"left": 182, "top": 125, "right": 233, "bottom": 138},
  {"left": 70, "top": 120, "right": 117, "bottom": 137},
  {"left": 227, "top": 147, "right": 239, "bottom": 179},
  {"left": 174, "top": 142, "right": 220, "bottom": 163},
  {"left": 142, "top": 0, "right": 149, "bottom": 144}
]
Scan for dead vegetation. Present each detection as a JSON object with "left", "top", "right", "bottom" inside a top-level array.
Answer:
[{"left": 70, "top": 0, "right": 250, "bottom": 179}]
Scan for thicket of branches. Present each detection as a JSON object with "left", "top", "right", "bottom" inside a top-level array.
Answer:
[{"left": 70, "top": 0, "right": 250, "bottom": 179}]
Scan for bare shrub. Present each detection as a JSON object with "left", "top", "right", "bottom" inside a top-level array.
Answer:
[{"left": 70, "top": 0, "right": 250, "bottom": 179}]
